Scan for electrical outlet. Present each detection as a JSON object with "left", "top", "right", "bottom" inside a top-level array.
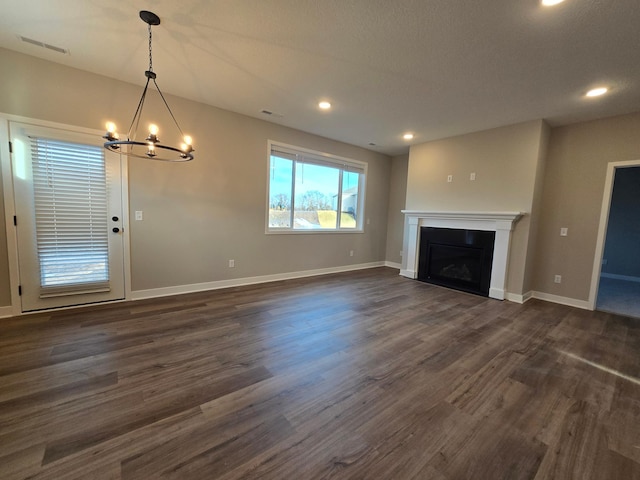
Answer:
[
  {"left": 135, "top": 210, "right": 143, "bottom": 221},
  {"left": 554, "top": 275, "right": 562, "bottom": 284},
  {"left": 470, "top": 172, "right": 476, "bottom": 181},
  {"left": 349, "top": 250, "right": 354, "bottom": 257},
  {"left": 560, "top": 227, "right": 568, "bottom": 236},
  {"left": 228, "top": 259, "right": 235, "bottom": 268}
]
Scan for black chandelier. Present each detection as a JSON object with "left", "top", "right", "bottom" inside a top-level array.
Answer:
[{"left": 103, "top": 11, "right": 194, "bottom": 162}]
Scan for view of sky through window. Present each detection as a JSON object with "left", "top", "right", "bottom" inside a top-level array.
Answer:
[{"left": 268, "top": 150, "right": 364, "bottom": 230}]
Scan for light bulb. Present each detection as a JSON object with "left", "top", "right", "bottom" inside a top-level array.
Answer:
[
  {"left": 147, "top": 143, "right": 156, "bottom": 157},
  {"left": 149, "top": 124, "right": 159, "bottom": 135},
  {"left": 183, "top": 135, "right": 192, "bottom": 145},
  {"left": 106, "top": 122, "right": 117, "bottom": 133},
  {"left": 181, "top": 143, "right": 188, "bottom": 151}
]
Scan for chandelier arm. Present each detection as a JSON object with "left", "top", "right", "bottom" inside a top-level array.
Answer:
[
  {"left": 152, "top": 78, "right": 186, "bottom": 137},
  {"left": 126, "top": 77, "right": 152, "bottom": 140}
]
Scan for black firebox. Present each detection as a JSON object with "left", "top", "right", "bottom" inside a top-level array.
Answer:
[{"left": 418, "top": 227, "right": 495, "bottom": 296}]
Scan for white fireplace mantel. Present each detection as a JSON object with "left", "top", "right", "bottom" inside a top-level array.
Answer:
[{"left": 400, "top": 210, "right": 524, "bottom": 300}]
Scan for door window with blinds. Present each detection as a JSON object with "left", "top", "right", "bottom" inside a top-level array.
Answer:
[
  {"left": 31, "top": 137, "right": 110, "bottom": 296},
  {"left": 268, "top": 142, "right": 366, "bottom": 232}
]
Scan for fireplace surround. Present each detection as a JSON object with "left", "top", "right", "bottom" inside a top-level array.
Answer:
[{"left": 401, "top": 211, "right": 523, "bottom": 300}]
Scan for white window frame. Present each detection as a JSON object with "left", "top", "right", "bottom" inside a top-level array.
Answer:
[{"left": 266, "top": 140, "right": 367, "bottom": 234}]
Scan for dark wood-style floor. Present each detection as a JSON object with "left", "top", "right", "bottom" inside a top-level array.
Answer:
[{"left": 1, "top": 267, "right": 639, "bottom": 479}]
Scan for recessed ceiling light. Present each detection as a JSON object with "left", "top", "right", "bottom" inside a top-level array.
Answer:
[
  {"left": 586, "top": 87, "right": 608, "bottom": 97},
  {"left": 319, "top": 101, "right": 331, "bottom": 110},
  {"left": 541, "top": 0, "right": 565, "bottom": 6},
  {"left": 403, "top": 133, "right": 414, "bottom": 140}
]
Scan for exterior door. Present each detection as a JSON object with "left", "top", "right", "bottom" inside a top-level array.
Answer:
[{"left": 10, "top": 122, "right": 125, "bottom": 311}]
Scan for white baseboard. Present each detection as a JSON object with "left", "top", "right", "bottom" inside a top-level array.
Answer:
[
  {"left": 131, "top": 262, "right": 386, "bottom": 301},
  {"left": 384, "top": 261, "right": 401, "bottom": 270},
  {"left": 505, "top": 290, "right": 533, "bottom": 304},
  {"left": 601, "top": 273, "right": 640, "bottom": 283},
  {"left": 531, "top": 291, "right": 591, "bottom": 310},
  {"left": 489, "top": 287, "right": 505, "bottom": 300},
  {"left": 399, "top": 269, "right": 416, "bottom": 279},
  {"left": 0, "top": 306, "right": 15, "bottom": 319}
]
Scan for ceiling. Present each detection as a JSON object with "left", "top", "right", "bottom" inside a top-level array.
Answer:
[{"left": 1, "top": 0, "right": 639, "bottom": 156}]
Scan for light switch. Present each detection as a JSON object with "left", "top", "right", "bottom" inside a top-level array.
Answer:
[
  {"left": 470, "top": 172, "right": 476, "bottom": 181},
  {"left": 447, "top": 175, "right": 453, "bottom": 183},
  {"left": 135, "top": 211, "right": 143, "bottom": 221},
  {"left": 560, "top": 227, "right": 568, "bottom": 236}
]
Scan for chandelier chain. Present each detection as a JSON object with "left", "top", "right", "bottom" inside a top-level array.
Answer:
[{"left": 148, "top": 24, "right": 153, "bottom": 72}]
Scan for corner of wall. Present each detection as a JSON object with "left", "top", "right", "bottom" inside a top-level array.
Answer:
[
  {"left": 521, "top": 120, "right": 551, "bottom": 294},
  {"left": 384, "top": 153, "right": 409, "bottom": 265}
]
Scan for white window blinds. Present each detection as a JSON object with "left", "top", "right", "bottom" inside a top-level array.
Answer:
[{"left": 30, "top": 137, "right": 111, "bottom": 297}]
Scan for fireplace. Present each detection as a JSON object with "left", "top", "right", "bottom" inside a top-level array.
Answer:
[
  {"left": 418, "top": 227, "right": 495, "bottom": 296},
  {"left": 400, "top": 211, "right": 523, "bottom": 300}
]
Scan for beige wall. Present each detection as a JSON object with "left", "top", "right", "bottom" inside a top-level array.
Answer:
[
  {"left": 5, "top": 46, "right": 639, "bottom": 309},
  {"left": 533, "top": 111, "right": 640, "bottom": 301},
  {"left": 405, "top": 120, "right": 547, "bottom": 296},
  {"left": 0, "top": 48, "right": 391, "bottom": 303},
  {"left": 385, "top": 154, "right": 408, "bottom": 265}
]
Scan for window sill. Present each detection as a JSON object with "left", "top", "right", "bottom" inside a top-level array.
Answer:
[{"left": 265, "top": 228, "right": 365, "bottom": 235}]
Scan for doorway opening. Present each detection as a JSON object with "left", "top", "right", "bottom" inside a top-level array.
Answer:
[{"left": 590, "top": 161, "right": 640, "bottom": 318}]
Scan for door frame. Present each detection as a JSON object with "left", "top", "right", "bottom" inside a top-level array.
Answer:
[
  {"left": 588, "top": 159, "right": 640, "bottom": 310},
  {"left": 0, "top": 113, "right": 131, "bottom": 316}
]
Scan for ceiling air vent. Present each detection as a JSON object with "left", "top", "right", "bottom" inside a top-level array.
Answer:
[
  {"left": 260, "top": 109, "right": 283, "bottom": 118},
  {"left": 18, "top": 35, "right": 69, "bottom": 55}
]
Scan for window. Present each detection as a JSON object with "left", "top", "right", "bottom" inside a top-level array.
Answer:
[{"left": 268, "top": 142, "right": 366, "bottom": 232}]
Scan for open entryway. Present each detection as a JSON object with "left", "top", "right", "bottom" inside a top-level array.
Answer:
[
  {"left": 589, "top": 161, "right": 640, "bottom": 318},
  {"left": 9, "top": 121, "right": 126, "bottom": 312}
]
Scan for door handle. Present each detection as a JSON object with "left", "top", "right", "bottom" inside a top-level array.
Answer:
[
  {"left": 112, "top": 227, "right": 120, "bottom": 233},
  {"left": 112, "top": 216, "right": 119, "bottom": 222}
]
